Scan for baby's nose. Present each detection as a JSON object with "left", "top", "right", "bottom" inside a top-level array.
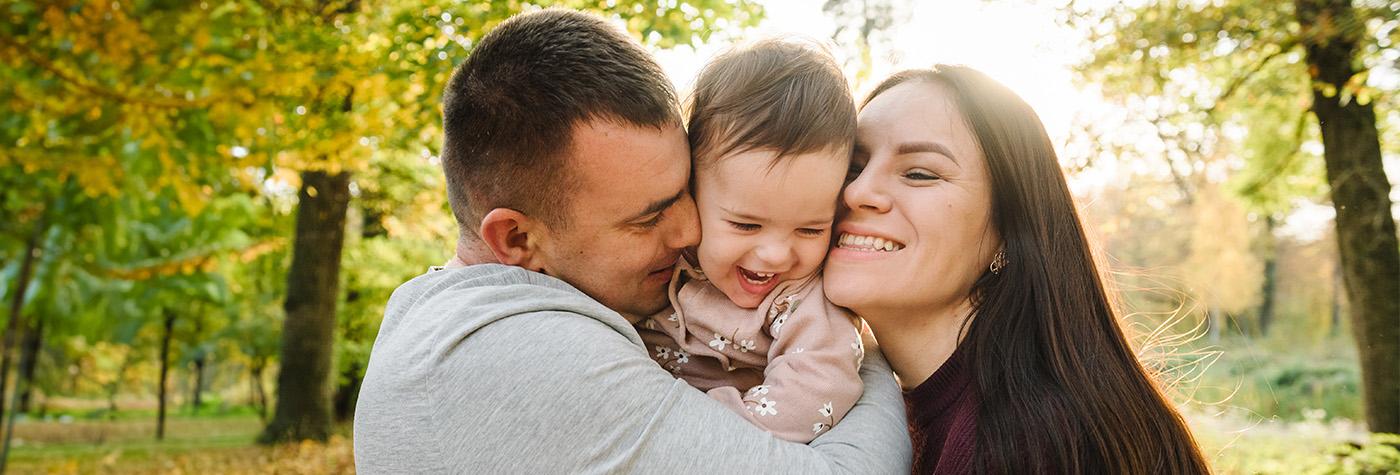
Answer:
[{"left": 753, "top": 243, "right": 794, "bottom": 268}]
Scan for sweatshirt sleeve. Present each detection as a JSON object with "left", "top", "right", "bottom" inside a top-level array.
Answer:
[
  {"left": 428, "top": 310, "right": 911, "bottom": 474},
  {"left": 705, "top": 289, "right": 865, "bottom": 442}
]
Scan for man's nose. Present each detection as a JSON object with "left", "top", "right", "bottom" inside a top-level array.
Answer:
[{"left": 665, "top": 193, "right": 701, "bottom": 249}]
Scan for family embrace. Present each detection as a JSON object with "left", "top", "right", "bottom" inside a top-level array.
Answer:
[{"left": 353, "top": 8, "right": 1210, "bottom": 474}]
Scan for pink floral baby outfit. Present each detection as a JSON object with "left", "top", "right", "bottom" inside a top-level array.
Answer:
[{"left": 635, "top": 259, "right": 865, "bottom": 443}]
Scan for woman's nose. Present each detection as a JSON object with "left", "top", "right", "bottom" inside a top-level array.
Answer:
[{"left": 843, "top": 167, "right": 892, "bottom": 213}]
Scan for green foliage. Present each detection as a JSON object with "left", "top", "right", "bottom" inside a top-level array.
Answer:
[
  {"left": 1317, "top": 434, "right": 1400, "bottom": 475},
  {"left": 1202, "top": 428, "right": 1400, "bottom": 475},
  {"left": 1065, "top": 0, "right": 1397, "bottom": 213},
  {"left": 2, "top": 0, "right": 767, "bottom": 452},
  {"left": 1201, "top": 345, "right": 1363, "bottom": 423}
]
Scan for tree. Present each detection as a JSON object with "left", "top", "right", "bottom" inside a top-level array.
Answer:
[
  {"left": 1068, "top": 0, "right": 1399, "bottom": 432},
  {"left": 332, "top": 150, "right": 455, "bottom": 422},
  {"left": 823, "top": 0, "right": 905, "bottom": 87},
  {"left": 4, "top": 0, "right": 766, "bottom": 444}
]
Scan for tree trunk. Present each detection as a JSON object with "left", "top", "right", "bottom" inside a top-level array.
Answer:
[
  {"left": 260, "top": 169, "right": 352, "bottom": 443},
  {"left": 0, "top": 311, "right": 39, "bottom": 471},
  {"left": 190, "top": 312, "right": 205, "bottom": 414},
  {"left": 1330, "top": 259, "right": 1343, "bottom": 336},
  {"left": 251, "top": 360, "right": 268, "bottom": 422},
  {"left": 0, "top": 208, "right": 45, "bottom": 447},
  {"left": 191, "top": 356, "right": 206, "bottom": 414},
  {"left": 1257, "top": 215, "right": 1277, "bottom": 336},
  {"left": 1295, "top": 0, "right": 1400, "bottom": 434},
  {"left": 157, "top": 310, "right": 176, "bottom": 441},
  {"left": 332, "top": 362, "right": 361, "bottom": 423},
  {"left": 17, "top": 317, "right": 43, "bottom": 413}
]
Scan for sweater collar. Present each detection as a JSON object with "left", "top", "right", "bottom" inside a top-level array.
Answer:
[{"left": 904, "top": 341, "right": 974, "bottom": 421}]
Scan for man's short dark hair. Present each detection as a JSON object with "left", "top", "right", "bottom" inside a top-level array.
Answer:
[{"left": 441, "top": 9, "right": 681, "bottom": 234}]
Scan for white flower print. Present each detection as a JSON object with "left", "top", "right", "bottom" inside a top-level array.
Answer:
[
  {"left": 738, "top": 339, "right": 756, "bottom": 353},
  {"left": 655, "top": 346, "right": 672, "bottom": 359},
  {"left": 667, "top": 312, "right": 679, "bottom": 322},
  {"left": 746, "top": 385, "right": 770, "bottom": 397},
  {"left": 794, "top": 347, "right": 805, "bottom": 353},
  {"left": 812, "top": 422, "right": 829, "bottom": 434},
  {"left": 643, "top": 320, "right": 657, "bottom": 330},
  {"left": 673, "top": 348, "right": 690, "bottom": 364},
  {"left": 754, "top": 398, "right": 778, "bottom": 416},
  {"left": 819, "top": 402, "right": 834, "bottom": 418},
  {"left": 708, "top": 333, "right": 730, "bottom": 351}
]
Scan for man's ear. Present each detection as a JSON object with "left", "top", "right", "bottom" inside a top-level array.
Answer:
[{"left": 477, "top": 208, "right": 547, "bottom": 271}]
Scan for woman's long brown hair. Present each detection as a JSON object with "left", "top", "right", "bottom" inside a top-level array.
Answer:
[{"left": 864, "top": 66, "right": 1211, "bottom": 474}]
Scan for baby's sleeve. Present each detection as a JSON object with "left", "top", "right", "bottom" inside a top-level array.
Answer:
[{"left": 706, "top": 282, "right": 865, "bottom": 443}]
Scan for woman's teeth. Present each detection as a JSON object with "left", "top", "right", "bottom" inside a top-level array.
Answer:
[
  {"left": 838, "top": 233, "right": 905, "bottom": 252},
  {"left": 739, "top": 268, "right": 776, "bottom": 285}
]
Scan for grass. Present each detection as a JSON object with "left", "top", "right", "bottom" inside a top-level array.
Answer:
[
  {"left": 1, "top": 405, "right": 1394, "bottom": 473},
  {"left": 4, "top": 415, "right": 354, "bottom": 474},
  {"left": 1191, "top": 409, "right": 1400, "bottom": 474}
]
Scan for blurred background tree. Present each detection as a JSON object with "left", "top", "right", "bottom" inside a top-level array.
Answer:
[
  {"left": 1068, "top": 0, "right": 1398, "bottom": 434},
  {"left": 0, "top": 0, "right": 762, "bottom": 456}
]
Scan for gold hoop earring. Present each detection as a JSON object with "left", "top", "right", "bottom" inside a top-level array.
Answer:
[{"left": 989, "top": 249, "right": 1008, "bottom": 274}]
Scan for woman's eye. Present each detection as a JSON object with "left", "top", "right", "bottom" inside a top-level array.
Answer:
[
  {"left": 904, "top": 169, "right": 941, "bottom": 181},
  {"left": 728, "top": 221, "right": 760, "bottom": 232},
  {"left": 797, "top": 227, "right": 827, "bottom": 237}
]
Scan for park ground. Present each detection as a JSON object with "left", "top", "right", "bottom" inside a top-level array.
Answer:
[{"left": 2, "top": 409, "right": 1395, "bottom": 474}]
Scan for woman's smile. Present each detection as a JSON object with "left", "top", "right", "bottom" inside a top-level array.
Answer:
[{"left": 834, "top": 232, "right": 905, "bottom": 252}]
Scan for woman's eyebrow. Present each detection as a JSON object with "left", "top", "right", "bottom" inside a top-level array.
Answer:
[{"left": 896, "top": 141, "right": 958, "bottom": 165}]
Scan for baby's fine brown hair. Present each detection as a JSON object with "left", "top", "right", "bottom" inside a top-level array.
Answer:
[{"left": 686, "top": 39, "right": 856, "bottom": 170}]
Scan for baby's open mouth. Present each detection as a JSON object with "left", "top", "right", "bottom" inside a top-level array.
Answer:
[
  {"left": 738, "top": 267, "right": 777, "bottom": 286},
  {"left": 837, "top": 233, "right": 905, "bottom": 252}
]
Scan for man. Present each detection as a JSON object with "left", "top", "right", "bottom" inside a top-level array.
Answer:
[{"left": 353, "top": 9, "right": 910, "bottom": 472}]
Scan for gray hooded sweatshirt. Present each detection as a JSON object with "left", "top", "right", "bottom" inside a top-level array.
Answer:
[{"left": 353, "top": 264, "right": 912, "bottom": 473}]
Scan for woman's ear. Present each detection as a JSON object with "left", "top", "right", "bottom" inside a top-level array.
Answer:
[{"left": 477, "top": 208, "right": 545, "bottom": 270}]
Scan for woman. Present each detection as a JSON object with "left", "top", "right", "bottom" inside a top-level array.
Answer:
[{"left": 825, "top": 65, "right": 1210, "bottom": 474}]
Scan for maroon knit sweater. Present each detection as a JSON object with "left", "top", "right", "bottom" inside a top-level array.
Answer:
[{"left": 904, "top": 344, "right": 978, "bottom": 475}]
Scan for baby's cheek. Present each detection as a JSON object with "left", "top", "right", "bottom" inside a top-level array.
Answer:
[
  {"left": 693, "top": 228, "right": 735, "bottom": 277},
  {"left": 795, "top": 238, "right": 832, "bottom": 278}
]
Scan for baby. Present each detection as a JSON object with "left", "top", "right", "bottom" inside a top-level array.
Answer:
[{"left": 636, "top": 39, "right": 863, "bottom": 443}]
